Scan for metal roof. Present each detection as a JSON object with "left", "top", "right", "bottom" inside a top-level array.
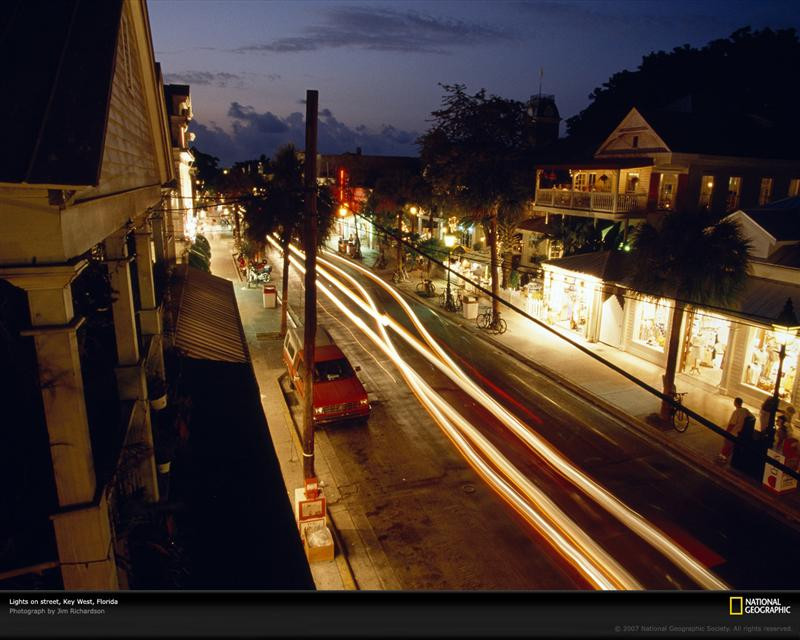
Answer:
[{"left": 174, "top": 266, "right": 250, "bottom": 363}]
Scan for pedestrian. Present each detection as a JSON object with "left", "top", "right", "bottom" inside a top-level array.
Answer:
[
  {"left": 759, "top": 396, "right": 779, "bottom": 434},
  {"left": 774, "top": 414, "right": 789, "bottom": 452},
  {"left": 717, "top": 397, "right": 751, "bottom": 464}
]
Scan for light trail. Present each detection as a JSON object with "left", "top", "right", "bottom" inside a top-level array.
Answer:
[
  {"left": 318, "top": 247, "right": 728, "bottom": 591},
  {"left": 270, "top": 237, "right": 727, "bottom": 589},
  {"left": 270, "top": 237, "right": 638, "bottom": 589}
]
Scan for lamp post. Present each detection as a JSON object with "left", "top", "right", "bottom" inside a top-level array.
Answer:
[
  {"left": 769, "top": 298, "right": 800, "bottom": 437},
  {"left": 444, "top": 232, "right": 456, "bottom": 309}
]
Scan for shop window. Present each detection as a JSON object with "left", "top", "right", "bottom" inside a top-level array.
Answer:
[
  {"left": 743, "top": 327, "right": 798, "bottom": 400},
  {"left": 545, "top": 273, "right": 591, "bottom": 336},
  {"left": 727, "top": 177, "right": 742, "bottom": 211},
  {"left": 633, "top": 299, "right": 668, "bottom": 351},
  {"left": 789, "top": 178, "right": 800, "bottom": 197},
  {"left": 682, "top": 312, "right": 730, "bottom": 387},
  {"left": 759, "top": 177, "right": 773, "bottom": 206},
  {"left": 658, "top": 174, "right": 678, "bottom": 210},
  {"left": 698, "top": 175, "right": 714, "bottom": 209}
]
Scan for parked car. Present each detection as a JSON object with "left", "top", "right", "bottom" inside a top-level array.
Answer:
[{"left": 283, "top": 327, "right": 370, "bottom": 424}]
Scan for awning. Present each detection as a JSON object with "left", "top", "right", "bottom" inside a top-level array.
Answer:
[{"left": 173, "top": 265, "right": 250, "bottom": 363}]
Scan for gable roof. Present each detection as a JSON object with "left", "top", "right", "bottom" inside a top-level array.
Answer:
[
  {"left": 0, "top": 0, "right": 123, "bottom": 186},
  {"left": 739, "top": 197, "right": 800, "bottom": 242}
]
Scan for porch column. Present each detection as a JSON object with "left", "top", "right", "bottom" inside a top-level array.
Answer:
[
  {"left": 612, "top": 170, "right": 620, "bottom": 213},
  {"left": 105, "top": 231, "right": 146, "bottom": 401},
  {"left": 151, "top": 212, "right": 167, "bottom": 264},
  {"left": 134, "top": 226, "right": 162, "bottom": 337},
  {"left": 2, "top": 263, "right": 119, "bottom": 589}
]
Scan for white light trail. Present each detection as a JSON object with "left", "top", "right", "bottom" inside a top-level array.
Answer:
[{"left": 270, "top": 236, "right": 727, "bottom": 589}]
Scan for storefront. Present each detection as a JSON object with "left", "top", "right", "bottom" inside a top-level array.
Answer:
[
  {"left": 681, "top": 311, "right": 731, "bottom": 388},
  {"left": 543, "top": 269, "right": 598, "bottom": 339},
  {"left": 631, "top": 298, "right": 669, "bottom": 351},
  {"left": 742, "top": 327, "right": 799, "bottom": 401}
]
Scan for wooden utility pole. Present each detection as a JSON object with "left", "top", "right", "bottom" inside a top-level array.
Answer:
[{"left": 302, "top": 90, "right": 319, "bottom": 480}]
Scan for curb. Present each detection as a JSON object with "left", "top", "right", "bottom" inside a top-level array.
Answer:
[
  {"left": 383, "top": 275, "right": 800, "bottom": 532},
  {"left": 274, "top": 371, "right": 359, "bottom": 590}
]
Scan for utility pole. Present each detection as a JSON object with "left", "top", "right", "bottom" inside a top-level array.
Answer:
[{"left": 302, "top": 90, "right": 318, "bottom": 480}]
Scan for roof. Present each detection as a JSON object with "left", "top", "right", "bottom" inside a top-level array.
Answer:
[
  {"left": 174, "top": 266, "right": 250, "bottom": 363},
  {"left": 543, "top": 250, "right": 633, "bottom": 283},
  {"left": 736, "top": 277, "right": 800, "bottom": 325},
  {"left": 0, "top": 0, "right": 123, "bottom": 186},
  {"left": 738, "top": 197, "right": 800, "bottom": 242},
  {"left": 517, "top": 216, "right": 560, "bottom": 235},
  {"left": 640, "top": 108, "right": 799, "bottom": 160},
  {"left": 534, "top": 158, "right": 654, "bottom": 170}
]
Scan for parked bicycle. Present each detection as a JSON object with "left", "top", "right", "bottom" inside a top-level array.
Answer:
[
  {"left": 670, "top": 391, "right": 690, "bottom": 432},
  {"left": 439, "top": 290, "right": 463, "bottom": 313},
  {"left": 416, "top": 278, "right": 436, "bottom": 298},
  {"left": 476, "top": 306, "right": 507, "bottom": 334},
  {"left": 391, "top": 267, "right": 409, "bottom": 284}
]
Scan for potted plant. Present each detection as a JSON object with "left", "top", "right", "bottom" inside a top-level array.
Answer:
[{"left": 148, "top": 376, "right": 168, "bottom": 411}]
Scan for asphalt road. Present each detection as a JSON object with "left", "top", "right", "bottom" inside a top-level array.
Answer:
[{"left": 317, "top": 252, "right": 800, "bottom": 590}]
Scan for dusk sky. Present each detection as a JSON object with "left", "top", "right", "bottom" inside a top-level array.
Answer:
[{"left": 148, "top": 0, "right": 799, "bottom": 165}]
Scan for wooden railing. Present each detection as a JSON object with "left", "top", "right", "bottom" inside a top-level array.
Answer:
[{"left": 535, "top": 189, "right": 646, "bottom": 214}]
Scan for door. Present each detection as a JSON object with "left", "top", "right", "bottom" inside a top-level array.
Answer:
[{"left": 599, "top": 294, "right": 624, "bottom": 348}]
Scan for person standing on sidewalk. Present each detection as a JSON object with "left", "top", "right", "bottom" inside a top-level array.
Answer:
[{"left": 717, "top": 397, "right": 752, "bottom": 464}]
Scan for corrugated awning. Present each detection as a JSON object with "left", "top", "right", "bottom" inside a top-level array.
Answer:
[{"left": 174, "top": 266, "right": 249, "bottom": 363}]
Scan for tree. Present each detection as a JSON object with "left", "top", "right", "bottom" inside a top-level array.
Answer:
[
  {"left": 419, "top": 84, "right": 532, "bottom": 320},
  {"left": 243, "top": 145, "right": 336, "bottom": 336},
  {"left": 566, "top": 27, "right": 800, "bottom": 151},
  {"left": 629, "top": 210, "right": 751, "bottom": 421},
  {"left": 372, "top": 169, "right": 430, "bottom": 278}
]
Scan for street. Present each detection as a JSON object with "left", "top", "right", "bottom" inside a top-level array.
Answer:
[{"left": 211, "top": 230, "right": 800, "bottom": 589}]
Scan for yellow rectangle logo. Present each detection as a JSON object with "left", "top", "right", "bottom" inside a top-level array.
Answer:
[{"left": 730, "top": 596, "right": 743, "bottom": 615}]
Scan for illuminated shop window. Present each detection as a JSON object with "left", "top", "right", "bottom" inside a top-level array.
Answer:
[
  {"left": 789, "top": 178, "right": 800, "bottom": 198},
  {"left": 743, "top": 328, "right": 798, "bottom": 400},
  {"left": 633, "top": 299, "right": 668, "bottom": 351},
  {"left": 682, "top": 312, "right": 730, "bottom": 387}
]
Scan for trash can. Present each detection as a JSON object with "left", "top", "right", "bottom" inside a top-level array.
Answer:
[
  {"left": 263, "top": 284, "right": 277, "bottom": 308},
  {"left": 462, "top": 295, "right": 478, "bottom": 319}
]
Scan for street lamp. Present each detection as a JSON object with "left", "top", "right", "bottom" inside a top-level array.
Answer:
[
  {"left": 444, "top": 233, "right": 456, "bottom": 309},
  {"left": 769, "top": 298, "right": 800, "bottom": 436}
]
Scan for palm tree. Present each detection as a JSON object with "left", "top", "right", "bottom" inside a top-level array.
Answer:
[{"left": 630, "top": 209, "right": 751, "bottom": 421}]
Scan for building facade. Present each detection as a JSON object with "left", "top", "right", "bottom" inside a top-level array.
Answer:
[{"left": 0, "top": 0, "right": 178, "bottom": 589}]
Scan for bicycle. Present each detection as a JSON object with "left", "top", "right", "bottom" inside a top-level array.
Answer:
[
  {"left": 391, "top": 268, "right": 409, "bottom": 284},
  {"left": 670, "top": 391, "right": 690, "bottom": 432},
  {"left": 416, "top": 278, "right": 436, "bottom": 298},
  {"left": 476, "top": 307, "right": 507, "bottom": 334},
  {"left": 439, "top": 289, "right": 463, "bottom": 313}
]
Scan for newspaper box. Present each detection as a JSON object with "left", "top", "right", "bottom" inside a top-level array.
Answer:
[
  {"left": 762, "top": 449, "right": 798, "bottom": 494},
  {"left": 262, "top": 284, "right": 277, "bottom": 308},
  {"left": 462, "top": 295, "right": 479, "bottom": 320}
]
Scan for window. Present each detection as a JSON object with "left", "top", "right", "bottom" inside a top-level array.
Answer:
[
  {"left": 727, "top": 177, "right": 742, "bottom": 211},
  {"left": 574, "top": 173, "right": 586, "bottom": 190},
  {"left": 698, "top": 175, "right": 714, "bottom": 209},
  {"left": 548, "top": 240, "right": 563, "bottom": 260},
  {"left": 743, "top": 328, "right": 798, "bottom": 400},
  {"left": 633, "top": 299, "right": 668, "bottom": 351},
  {"left": 314, "top": 359, "right": 355, "bottom": 383},
  {"left": 632, "top": 135, "right": 639, "bottom": 149},
  {"left": 759, "top": 177, "right": 773, "bottom": 206},
  {"left": 789, "top": 178, "right": 800, "bottom": 197},
  {"left": 658, "top": 174, "right": 678, "bottom": 210},
  {"left": 625, "top": 172, "right": 640, "bottom": 193}
]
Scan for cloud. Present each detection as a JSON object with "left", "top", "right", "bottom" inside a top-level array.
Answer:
[
  {"left": 163, "top": 70, "right": 245, "bottom": 88},
  {"left": 234, "top": 5, "right": 513, "bottom": 55},
  {"left": 190, "top": 103, "right": 419, "bottom": 165}
]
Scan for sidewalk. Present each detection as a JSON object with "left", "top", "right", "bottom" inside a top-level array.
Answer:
[
  {"left": 351, "top": 245, "right": 800, "bottom": 528},
  {"left": 207, "top": 231, "right": 385, "bottom": 590}
]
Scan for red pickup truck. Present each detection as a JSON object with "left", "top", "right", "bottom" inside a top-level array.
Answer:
[{"left": 282, "top": 327, "right": 370, "bottom": 424}]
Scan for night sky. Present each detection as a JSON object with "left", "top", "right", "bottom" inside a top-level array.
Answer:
[{"left": 148, "top": 0, "right": 799, "bottom": 165}]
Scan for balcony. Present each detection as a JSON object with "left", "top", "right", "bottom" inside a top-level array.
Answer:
[{"left": 534, "top": 188, "right": 647, "bottom": 217}]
